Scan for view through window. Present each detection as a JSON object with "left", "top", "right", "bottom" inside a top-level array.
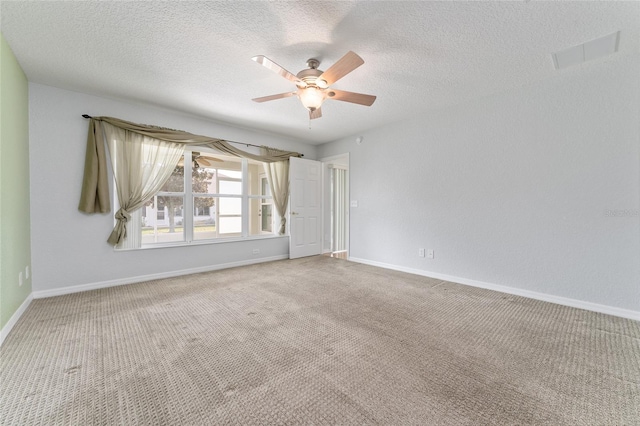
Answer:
[{"left": 119, "top": 150, "right": 275, "bottom": 249}]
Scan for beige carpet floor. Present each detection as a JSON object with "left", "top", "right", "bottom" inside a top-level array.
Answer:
[{"left": 1, "top": 256, "right": 639, "bottom": 425}]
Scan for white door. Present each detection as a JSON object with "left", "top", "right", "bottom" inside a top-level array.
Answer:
[{"left": 289, "top": 157, "right": 322, "bottom": 259}]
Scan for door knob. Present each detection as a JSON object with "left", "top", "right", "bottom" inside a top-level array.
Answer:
[{"left": 291, "top": 211, "right": 298, "bottom": 215}]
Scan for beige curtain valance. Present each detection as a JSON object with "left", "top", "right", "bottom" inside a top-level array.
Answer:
[{"left": 78, "top": 116, "right": 302, "bottom": 214}]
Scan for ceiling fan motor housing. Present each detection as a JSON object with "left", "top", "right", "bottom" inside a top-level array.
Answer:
[{"left": 296, "top": 67, "right": 324, "bottom": 87}]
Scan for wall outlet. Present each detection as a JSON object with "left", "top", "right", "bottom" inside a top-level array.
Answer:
[
  {"left": 350, "top": 200, "right": 358, "bottom": 208},
  {"left": 26, "top": 265, "right": 30, "bottom": 279},
  {"left": 19, "top": 272, "right": 23, "bottom": 286},
  {"left": 418, "top": 248, "right": 425, "bottom": 258},
  {"left": 427, "top": 249, "right": 434, "bottom": 259},
  {"left": 252, "top": 249, "right": 260, "bottom": 255}
]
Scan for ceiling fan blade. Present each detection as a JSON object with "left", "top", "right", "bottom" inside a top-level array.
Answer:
[
  {"left": 197, "top": 157, "right": 223, "bottom": 167},
  {"left": 252, "top": 55, "right": 307, "bottom": 87},
  {"left": 309, "top": 107, "right": 322, "bottom": 120},
  {"left": 180, "top": 154, "right": 223, "bottom": 168},
  {"left": 252, "top": 91, "right": 297, "bottom": 103},
  {"left": 327, "top": 89, "right": 376, "bottom": 106},
  {"left": 317, "top": 51, "right": 364, "bottom": 86}
]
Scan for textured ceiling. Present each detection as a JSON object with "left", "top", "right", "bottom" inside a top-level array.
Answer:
[{"left": 1, "top": 1, "right": 638, "bottom": 144}]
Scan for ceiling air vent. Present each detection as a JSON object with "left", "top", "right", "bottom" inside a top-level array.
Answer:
[{"left": 552, "top": 31, "right": 620, "bottom": 70}]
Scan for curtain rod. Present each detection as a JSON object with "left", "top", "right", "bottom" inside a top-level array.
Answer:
[{"left": 81, "top": 114, "right": 301, "bottom": 155}]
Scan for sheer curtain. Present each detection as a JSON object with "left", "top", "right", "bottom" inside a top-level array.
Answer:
[
  {"left": 261, "top": 147, "right": 290, "bottom": 235},
  {"left": 103, "top": 122, "right": 185, "bottom": 246}
]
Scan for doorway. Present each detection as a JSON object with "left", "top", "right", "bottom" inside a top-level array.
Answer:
[{"left": 322, "top": 154, "right": 349, "bottom": 259}]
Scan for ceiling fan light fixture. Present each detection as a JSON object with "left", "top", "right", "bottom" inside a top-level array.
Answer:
[{"left": 298, "top": 86, "right": 325, "bottom": 111}]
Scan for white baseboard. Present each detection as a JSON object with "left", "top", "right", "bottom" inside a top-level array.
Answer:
[
  {"left": 349, "top": 257, "right": 640, "bottom": 322},
  {"left": 32, "top": 255, "right": 288, "bottom": 299},
  {"left": 0, "top": 293, "right": 33, "bottom": 347}
]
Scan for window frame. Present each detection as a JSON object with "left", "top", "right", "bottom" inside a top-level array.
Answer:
[{"left": 115, "top": 148, "right": 278, "bottom": 250}]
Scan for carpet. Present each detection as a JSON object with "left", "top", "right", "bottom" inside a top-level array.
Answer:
[{"left": 1, "top": 256, "right": 639, "bottom": 425}]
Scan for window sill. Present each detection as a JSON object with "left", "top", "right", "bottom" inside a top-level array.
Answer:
[{"left": 114, "top": 234, "right": 288, "bottom": 252}]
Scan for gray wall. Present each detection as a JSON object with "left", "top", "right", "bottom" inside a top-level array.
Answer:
[
  {"left": 319, "top": 53, "right": 640, "bottom": 313},
  {"left": 29, "top": 84, "right": 316, "bottom": 294}
]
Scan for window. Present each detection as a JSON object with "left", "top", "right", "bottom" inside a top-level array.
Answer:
[
  {"left": 260, "top": 175, "right": 273, "bottom": 233},
  {"left": 118, "top": 149, "right": 275, "bottom": 249}
]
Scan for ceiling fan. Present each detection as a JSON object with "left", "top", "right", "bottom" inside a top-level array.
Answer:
[
  {"left": 178, "top": 152, "right": 223, "bottom": 169},
  {"left": 251, "top": 51, "right": 376, "bottom": 120}
]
